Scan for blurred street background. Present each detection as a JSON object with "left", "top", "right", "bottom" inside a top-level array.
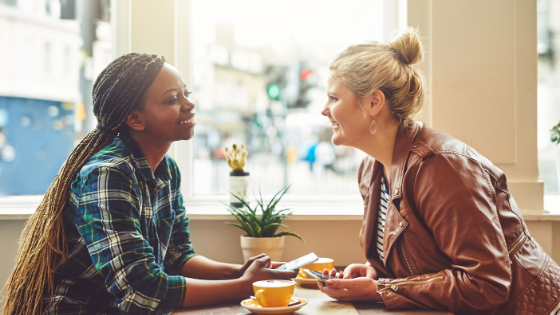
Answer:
[{"left": 0, "top": 0, "right": 559, "bottom": 196}]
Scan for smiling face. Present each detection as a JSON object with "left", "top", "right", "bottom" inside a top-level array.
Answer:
[
  {"left": 128, "top": 63, "right": 196, "bottom": 143},
  {"left": 321, "top": 73, "right": 370, "bottom": 147}
]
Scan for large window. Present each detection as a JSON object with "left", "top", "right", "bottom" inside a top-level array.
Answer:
[
  {"left": 4, "top": 0, "right": 556, "bottom": 203},
  {"left": 0, "top": 0, "right": 113, "bottom": 197},
  {"left": 0, "top": 0, "right": 391, "bottom": 203},
  {"left": 190, "top": 0, "right": 384, "bottom": 197},
  {"left": 537, "top": 0, "right": 560, "bottom": 195},
  {"left": 0, "top": 0, "right": 83, "bottom": 195}
]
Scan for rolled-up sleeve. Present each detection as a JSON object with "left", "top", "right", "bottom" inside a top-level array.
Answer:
[{"left": 75, "top": 166, "right": 187, "bottom": 315}]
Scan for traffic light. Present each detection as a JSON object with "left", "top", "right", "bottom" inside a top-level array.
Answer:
[
  {"left": 266, "top": 83, "right": 281, "bottom": 100},
  {"left": 300, "top": 69, "right": 312, "bottom": 81},
  {"left": 265, "top": 65, "right": 287, "bottom": 101},
  {"left": 292, "top": 66, "right": 312, "bottom": 108}
]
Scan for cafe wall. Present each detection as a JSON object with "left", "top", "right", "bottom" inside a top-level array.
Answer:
[{"left": 1, "top": 219, "right": 560, "bottom": 294}]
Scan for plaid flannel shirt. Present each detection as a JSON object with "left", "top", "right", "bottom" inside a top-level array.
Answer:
[{"left": 45, "top": 132, "right": 196, "bottom": 315}]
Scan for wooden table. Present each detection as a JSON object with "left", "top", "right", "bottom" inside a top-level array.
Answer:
[{"left": 173, "top": 284, "right": 453, "bottom": 315}]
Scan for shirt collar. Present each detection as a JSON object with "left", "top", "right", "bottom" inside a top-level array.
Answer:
[{"left": 118, "top": 132, "right": 172, "bottom": 183}]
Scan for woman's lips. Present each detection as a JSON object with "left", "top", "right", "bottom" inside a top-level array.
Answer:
[{"left": 179, "top": 116, "right": 195, "bottom": 124}]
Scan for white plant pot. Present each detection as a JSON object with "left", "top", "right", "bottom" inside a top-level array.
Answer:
[
  {"left": 240, "top": 235, "right": 285, "bottom": 262},
  {"left": 230, "top": 171, "right": 250, "bottom": 208}
]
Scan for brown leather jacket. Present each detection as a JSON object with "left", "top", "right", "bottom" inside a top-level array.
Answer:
[{"left": 358, "top": 123, "right": 560, "bottom": 315}]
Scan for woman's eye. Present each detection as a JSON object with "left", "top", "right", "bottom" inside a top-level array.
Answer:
[
  {"left": 185, "top": 91, "right": 192, "bottom": 97},
  {"left": 330, "top": 96, "right": 337, "bottom": 102},
  {"left": 167, "top": 98, "right": 178, "bottom": 104}
]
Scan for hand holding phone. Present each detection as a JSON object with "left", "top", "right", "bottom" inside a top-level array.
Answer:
[
  {"left": 302, "top": 269, "right": 342, "bottom": 283},
  {"left": 275, "top": 253, "right": 319, "bottom": 271}
]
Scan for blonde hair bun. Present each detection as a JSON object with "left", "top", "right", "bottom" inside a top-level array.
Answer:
[
  {"left": 329, "top": 27, "right": 425, "bottom": 127},
  {"left": 390, "top": 28, "right": 423, "bottom": 66}
]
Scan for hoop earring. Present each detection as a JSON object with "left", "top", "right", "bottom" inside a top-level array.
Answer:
[{"left": 369, "top": 117, "right": 377, "bottom": 135}]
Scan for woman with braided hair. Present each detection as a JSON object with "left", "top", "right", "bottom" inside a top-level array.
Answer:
[{"left": 2, "top": 53, "right": 297, "bottom": 315}]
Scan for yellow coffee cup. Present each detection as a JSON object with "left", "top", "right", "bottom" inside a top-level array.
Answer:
[
  {"left": 252, "top": 280, "right": 295, "bottom": 307},
  {"left": 298, "top": 258, "right": 334, "bottom": 279}
]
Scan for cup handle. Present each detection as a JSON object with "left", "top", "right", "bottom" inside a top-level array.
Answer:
[{"left": 255, "top": 289, "right": 268, "bottom": 307}]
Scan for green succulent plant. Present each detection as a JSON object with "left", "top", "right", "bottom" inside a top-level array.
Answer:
[
  {"left": 225, "top": 186, "right": 304, "bottom": 242},
  {"left": 552, "top": 121, "right": 560, "bottom": 145}
]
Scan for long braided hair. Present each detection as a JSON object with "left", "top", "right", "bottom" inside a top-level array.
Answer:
[{"left": 1, "top": 53, "right": 165, "bottom": 315}]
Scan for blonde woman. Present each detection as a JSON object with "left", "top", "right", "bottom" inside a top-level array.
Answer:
[{"left": 318, "top": 29, "right": 560, "bottom": 315}]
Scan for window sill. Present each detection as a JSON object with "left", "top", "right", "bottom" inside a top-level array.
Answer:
[
  {"left": 0, "top": 194, "right": 366, "bottom": 221},
  {"left": 1, "top": 195, "right": 560, "bottom": 221}
]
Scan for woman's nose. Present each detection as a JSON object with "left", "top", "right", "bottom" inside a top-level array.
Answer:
[
  {"left": 182, "top": 98, "right": 195, "bottom": 111},
  {"left": 321, "top": 105, "right": 329, "bottom": 116}
]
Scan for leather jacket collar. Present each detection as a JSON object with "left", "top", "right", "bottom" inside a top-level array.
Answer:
[{"left": 387, "top": 122, "right": 422, "bottom": 200}]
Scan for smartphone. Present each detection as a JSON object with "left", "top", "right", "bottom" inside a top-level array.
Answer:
[
  {"left": 302, "top": 269, "right": 342, "bottom": 283},
  {"left": 275, "top": 252, "right": 319, "bottom": 271}
]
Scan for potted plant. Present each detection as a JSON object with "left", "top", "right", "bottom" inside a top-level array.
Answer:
[
  {"left": 225, "top": 186, "right": 304, "bottom": 262},
  {"left": 551, "top": 121, "right": 560, "bottom": 189}
]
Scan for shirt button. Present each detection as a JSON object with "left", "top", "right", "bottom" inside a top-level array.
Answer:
[
  {"left": 399, "top": 222, "right": 403, "bottom": 227},
  {"left": 412, "top": 143, "right": 419, "bottom": 148},
  {"left": 394, "top": 188, "right": 399, "bottom": 195}
]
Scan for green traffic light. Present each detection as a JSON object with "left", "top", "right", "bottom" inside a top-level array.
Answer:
[{"left": 267, "top": 83, "right": 280, "bottom": 100}]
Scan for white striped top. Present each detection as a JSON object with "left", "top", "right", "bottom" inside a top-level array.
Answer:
[
  {"left": 377, "top": 175, "right": 389, "bottom": 264},
  {"left": 551, "top": 302, "right": 560, "bottom": 315}
]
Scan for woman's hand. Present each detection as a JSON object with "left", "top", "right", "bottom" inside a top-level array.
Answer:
[
  {"left": 238, "top": 253, "right": 271, "bottom": 276},
  {"left": 238, "top": 254, "right": 292, "bottom": 277},
  {"left": 341, "top": 263, "right": 378, "bottom": 279},
  {"left": 318, "top": 277, "right": 382, "bottom": 302},
  {"left": 270, "top": 261, "right": 285, "bottom": 269},
  {"left": 240, "top": 255, "right": 298, "bottom": 282},
  {"left": 180, "top": 255, "right": 296, "bottom": 308}
]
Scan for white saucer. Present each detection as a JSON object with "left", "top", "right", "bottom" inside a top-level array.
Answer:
[
  {"left": 240, "top": 296, "right": 307, "bottom": 314},
  {"left": 292, "top": 277, "right": 319, "bottom": 287}
]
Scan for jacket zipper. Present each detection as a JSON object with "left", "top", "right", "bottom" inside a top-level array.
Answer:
[
  {"left": 380, "top": 275, "right": 445, "bottom": 292},
  {"left": 508, "top": 234, "right": 526, "bottom": 255},
  {"left": 400, "top": 243, "right": 414, "bottom": 276}
]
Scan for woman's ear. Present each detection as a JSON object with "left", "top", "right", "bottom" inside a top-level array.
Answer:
[
  {"left": 367, "top": 89, "right": 386, "bottom": 118},
  {"left": 125, "top": 110, "right": 146, "bottom": 131}
]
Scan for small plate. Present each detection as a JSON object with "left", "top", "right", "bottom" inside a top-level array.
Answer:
[
  {"left": 292, "top": 276, "right": 319, "bottom": 288},
  {"left": 240, "top": 296, "right": 307, "bottom": 314}
]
